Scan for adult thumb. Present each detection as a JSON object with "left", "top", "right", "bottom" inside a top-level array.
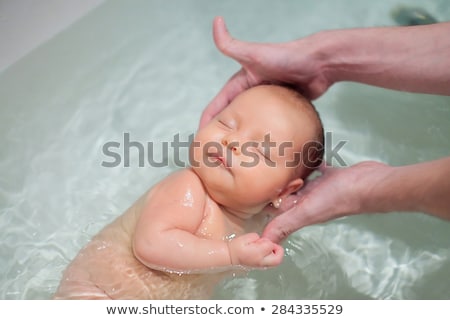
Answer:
[
  {"left": 213, "top": 16, "right": 253, "bottom": 63},
  {"left": 262, "top": 207, "right": 306, "bottom": 244}
]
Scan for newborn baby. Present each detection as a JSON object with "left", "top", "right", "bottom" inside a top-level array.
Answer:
[{"left": 54, "top": 84, "right": 324, "bottom": 299}]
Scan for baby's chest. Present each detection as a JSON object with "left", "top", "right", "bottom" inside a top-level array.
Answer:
[{"left": 194, "top": 200, "right": 240, "bottom": 241}]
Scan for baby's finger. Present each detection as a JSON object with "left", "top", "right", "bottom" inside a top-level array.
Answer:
[{"left": 261, "top": 243, "right": 284, "bottom": 267}]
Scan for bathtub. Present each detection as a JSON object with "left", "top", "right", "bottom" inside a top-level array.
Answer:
[{"left": 1, "top": 0, "right": 449, "bottom": 299}]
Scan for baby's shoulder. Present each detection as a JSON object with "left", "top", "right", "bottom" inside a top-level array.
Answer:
[{"left": 146, "top": 169, "right": 207, "bottom": 209}]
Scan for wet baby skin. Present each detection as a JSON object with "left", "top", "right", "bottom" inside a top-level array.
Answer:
[{"left": 54, "top": 85, "right": 323, "bottom": 299}]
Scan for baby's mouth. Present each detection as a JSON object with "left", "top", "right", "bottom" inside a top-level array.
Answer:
[{"left": 207, "top": 152, "right": 231, "bottom": 168}]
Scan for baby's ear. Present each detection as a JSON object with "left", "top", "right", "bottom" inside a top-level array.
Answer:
[
  {"left": 280, "top": 178, "right": 304, "bottom": 197},
  {"left": 265, "top": 179, "right": 304, "bottom": 214}
]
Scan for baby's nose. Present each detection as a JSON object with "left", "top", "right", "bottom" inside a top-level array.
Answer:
[{"left": 221, "top": 138, "right": 241, "bottom": 155}]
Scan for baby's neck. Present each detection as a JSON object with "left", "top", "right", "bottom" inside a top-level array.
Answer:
[{"left": 220, "top": 206, "right": 272, "bottom": 235}]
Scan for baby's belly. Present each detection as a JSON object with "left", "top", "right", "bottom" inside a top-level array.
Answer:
[
  {"left": 54, "top": 195, "right": 232, "bottom": 300},
  {"left": 54, "top": 237, "right": 222, "bottom": 299}
]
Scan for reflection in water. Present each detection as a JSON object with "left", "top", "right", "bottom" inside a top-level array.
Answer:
[
  {"left": 216, "top": 214, "right": 450, "bottom": 299},
  {"left": 215, "top": 217, "right": 450, "bottom": 299},
  {"left": 1, "top": 0, "right": 450, "bottom": 299}
]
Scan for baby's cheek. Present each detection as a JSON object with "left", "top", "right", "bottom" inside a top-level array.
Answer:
[
  {"left": 189, "top": 140, "right": 203, "bottom": 167},
  {"left": 239, "top": 149, "right": 260, "bottom": 168}
]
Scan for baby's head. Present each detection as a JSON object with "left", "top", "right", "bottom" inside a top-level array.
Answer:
[{"left": 191, "top": 84, "right": 324, "bottom": 217}]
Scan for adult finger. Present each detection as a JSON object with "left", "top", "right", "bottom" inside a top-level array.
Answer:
[
  {"left": 199, "top": 68, "right": 250, "bottom": 128},
  {"left": 200, "top": 17, "right": 267, "bottom": 128},
  {"left": 213, "top": 16, "right": 257, "bottom": 64},
  {"left": 263, "top": 192, "right": 301, "bottom": 215},
  {"left": 262, "top": 206, "right": 309, "bottom": 244}
]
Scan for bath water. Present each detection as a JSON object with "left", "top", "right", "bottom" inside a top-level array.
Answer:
[{"left": 1, "top": 0, "right": 450, "bottom": 299}]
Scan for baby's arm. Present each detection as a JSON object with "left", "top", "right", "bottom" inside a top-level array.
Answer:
[{"left": 133, "top": 169, "right": 282, "bottom": 273}]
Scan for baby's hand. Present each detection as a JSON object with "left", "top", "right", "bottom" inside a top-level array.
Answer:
[{"left": 228, "top": 233, "right": 284, "bottom": 268}]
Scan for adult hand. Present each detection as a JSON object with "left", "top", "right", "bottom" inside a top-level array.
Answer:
[
  {"left": 201, "top": 19, "right": 450, "bottom": 129},
  {"left": 262, "top": 161, "right": 391, "bottom": 243},
  {"left": 199, "top": 16, "right": 332, "bottom": 128}
]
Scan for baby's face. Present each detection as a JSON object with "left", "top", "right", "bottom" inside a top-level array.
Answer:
[{"left": 191, "top": 86, "right": 316, "bottom": 216}]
